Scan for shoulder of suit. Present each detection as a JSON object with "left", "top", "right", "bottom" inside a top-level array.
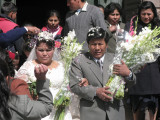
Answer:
[
  {"left": 87, "top": 4, "right": 100, "bottom": 12},
  {"left": 73, "top": 52, "right": 91, "bottom": 63},
  {"left": 105, "top": 52, "right": 115, "bottom": 59},
  {"left": 73, "top": 53, "right": 84, "bottom": 63}
]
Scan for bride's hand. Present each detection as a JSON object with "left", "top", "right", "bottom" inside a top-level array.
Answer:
[{"left": 34, "top": 64, "right": 48, "bottom": 80}]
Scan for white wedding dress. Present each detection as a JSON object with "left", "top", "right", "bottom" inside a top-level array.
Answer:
[{"left": 15, "top": 60, "right": 80, "bottom": 120}]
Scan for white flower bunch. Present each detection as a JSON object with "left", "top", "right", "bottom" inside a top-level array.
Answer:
[
  {"left": 122, "top": 26, "right": 160, "bottom": 69},
  {"left": 61, "top": 29, "right": 84, "bottom": 69},
  {"left": 63, "top": 30, "right": 76, "bottom": 44},
  {"left": 106, "top": 26, "right": 160, "bottom": 100},
  {"left": 37, "top": 31, "right": 54, "bottom": 41},
  {"left": 53, "top": 29, "right": 84, "bottom": 120},
  {"left": 88, "top": 26, "right": 102, "bottom": 37}
]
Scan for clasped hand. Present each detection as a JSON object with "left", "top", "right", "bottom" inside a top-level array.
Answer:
[
  {"left": 96, "top": 86, "right": 113, "bottom": 102},
  {"left": 34, "top": 64, "right": 48, "bottom": 81}
]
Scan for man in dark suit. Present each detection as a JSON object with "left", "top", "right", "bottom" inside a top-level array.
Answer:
[{"left": 69, "top": 27, "right": 136, "bottom": 120}]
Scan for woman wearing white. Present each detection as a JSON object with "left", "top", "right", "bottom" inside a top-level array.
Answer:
[{"left": 15, "top": 33, "right": 78, "bottom": 120}]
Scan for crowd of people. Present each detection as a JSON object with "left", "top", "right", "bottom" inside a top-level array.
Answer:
[{"left": 0, "top": 0, "right": 160, "bottom": 120}]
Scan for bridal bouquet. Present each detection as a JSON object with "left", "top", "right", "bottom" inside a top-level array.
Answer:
[
  {"left": 106, "top": 26, "right": 160, "bottom": 100},
  {"left": 53, "top": 30, "right": 84, "bottom": 120}
]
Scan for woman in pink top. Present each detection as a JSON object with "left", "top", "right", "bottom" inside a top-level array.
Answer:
[{"left": 42, "top": 10, "right": 63, "bottom": 48}]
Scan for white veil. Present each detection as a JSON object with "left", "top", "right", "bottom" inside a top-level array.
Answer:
[{"left": 27, "top": 45, "right": 62, "bottom": 61}]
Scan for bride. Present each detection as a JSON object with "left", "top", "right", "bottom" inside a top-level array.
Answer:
[{"left": 15, "top": 32, "right": 87, "bottom": 120}]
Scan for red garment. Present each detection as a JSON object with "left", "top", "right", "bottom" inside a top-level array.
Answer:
[
  {"left": 0, "top": 17, "right": 18, "bottom": 33},
  {"left": 7, "top": 51, "right": 15, "bottom": 60},
  {"left": 41, "top": 25, "right": 63, "bottom": 36},
  {"left": 42, "top": 25, "right": 63, "bottom": 48},
  {"left": 10, "top": 78, "right": 32, "bottom": 99},
  {"left": 55, "top": 41, "right": 61, "bottom": 48}
]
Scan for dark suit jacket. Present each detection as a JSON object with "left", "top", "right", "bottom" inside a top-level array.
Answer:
[
  {"left": 0, "top": 27, "right": 27, "bottom": 48},
  {"left": 69, "top": 52, "right": 136, "bottom": 120}
]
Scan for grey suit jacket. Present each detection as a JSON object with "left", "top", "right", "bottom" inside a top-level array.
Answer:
[
  {"left": 8, "top": 79, "right": 53, "bottom": 120},
  {"left": 63, "top": 3, "right": 108, "bottom": 53},
  {"left": 69, "top": 52, "right": 136, "bottom": 120}
]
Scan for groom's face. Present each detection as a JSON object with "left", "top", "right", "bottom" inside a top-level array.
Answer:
[{"left": 88, "top": 38, "right": 107, "bottom": 59}]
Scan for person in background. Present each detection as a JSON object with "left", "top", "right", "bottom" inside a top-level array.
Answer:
[
  {"left": 12, "top": 52, "right": 20, "bottom": 72},
  {"left": 0, "top": 25, "right": 40, "bottom": 70},
  {"left": 22, "top": 41, "right": 34, "bottom": 58},
  {"left": 69, "top": 27, "right": 136, "bottom": 120},
  {"left": 96, "top": 4, "right": 105, "bottom": 14},
  {"left": 0, "top": 1, "right": 24, "bottom": 54},
  {"left": 124, "top": 1, "right": 160, "bottom": 120},
  {"left": 0, "top": 48, "right": 53, "bottom": 120},
  {"left": 0, "top": 1, "right": 39, "bottom": 68},
  {"left": 7, "top": 51, "right": 20, "bottom": 73},
  {"left": 42, "top": 9, "right": 62, "bottom": 48},
  {"left": 104, "top": 2, "right": 125, "bottom": 53},
  {"left": 63, "top": 0, "right": 109, "bottom": 53}
]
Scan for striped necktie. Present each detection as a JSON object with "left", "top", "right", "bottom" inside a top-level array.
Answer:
[{"left": 97, "top": 60, "right": 103, "bottom": 72}]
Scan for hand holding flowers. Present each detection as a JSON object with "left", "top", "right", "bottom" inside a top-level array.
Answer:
[
  {"left": 113, "top": 60, "right": 130, "bottom": 77},
  {"left": 106, "top": 26, "right": 160, "bottom": 101}
]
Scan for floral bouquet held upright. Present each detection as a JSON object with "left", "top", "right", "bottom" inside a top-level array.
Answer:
[
  {"left": 106, "top": 26, "right": 160, "bottom": 101},
  {"left": 106, "top": 29, "right": 126, "bottom": 100},
  {"left": 53, "top": 30, "right": 84, "bottom": 120}
]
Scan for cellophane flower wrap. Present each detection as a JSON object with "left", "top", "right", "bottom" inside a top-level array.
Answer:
[
  {"left": 53, "top": 30, "right": 84, "bottom": 120},
  {"left": 106, "top": 26, "right": 160, "bottom": 100}
]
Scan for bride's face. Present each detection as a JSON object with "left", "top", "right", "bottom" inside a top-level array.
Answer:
[{"left": 36, "top": 43, "right": 54, "bottom": 65}]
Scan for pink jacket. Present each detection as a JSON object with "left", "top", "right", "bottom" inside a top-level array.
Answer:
[{"left": 0, "top": 17, "right": 18, "bottom": 33}]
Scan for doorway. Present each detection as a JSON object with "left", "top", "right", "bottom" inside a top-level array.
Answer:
[{"left": 16, "top": 0, "right": 69, "bottom": 29}]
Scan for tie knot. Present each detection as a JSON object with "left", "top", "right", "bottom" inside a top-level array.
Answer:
[{"left": 97, "top": 60, "right": 102, "bottom": 64}]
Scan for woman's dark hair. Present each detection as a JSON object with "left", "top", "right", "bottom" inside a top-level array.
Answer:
[
  {"left": 87, "top": 27, "right": 109, "bottom": 44},
  {"left": 45, "top": 9, "right": 61, "bottom": 25},
  {"left": 81, "top": 0, "right": 86, "bottom": 2},
  {"left": 23, "top": 41, "right": 33, "bottom": 53},
  {"left": 104, "top": 2, "right": 122, "bottom": 20},
  {"left": 1, "top": 1, "right": 17, "bottom": 15},
  {"left": 0, "top": 47, "right": 15, "bottom": 77},
  {"left": 96, "top": 4, "right": 104, "bottom": 11},
  {"left": 138, "top": 1, "right": 159, "bottom": 27},
  {"left": 0, "top": 29, "right": 3, "bottom": 33},
  {"left": 0, "top": 58, "right": 11, "bottom": 120},
  {"left": 36, "top": 40, "right": 55, "bottom": 49},
  {"left": 128, "top": 1, "right": 160, "bottom": 34}
]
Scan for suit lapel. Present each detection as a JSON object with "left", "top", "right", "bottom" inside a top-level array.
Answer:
[
  {"left": 102, "top": 53, "right": 114, "bottom": 86},
  {"left": 85, "top": 53, "right": 103, "bottom": 86}
]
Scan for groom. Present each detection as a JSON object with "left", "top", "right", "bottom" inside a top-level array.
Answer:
[{"left": 69, "top": 27, "right": 136, "bottom": 120}]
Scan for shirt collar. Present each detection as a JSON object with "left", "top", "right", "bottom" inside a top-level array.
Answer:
[
  {"left": 75, "top": 1, "right": 88, "bottom": 15},
  {"left": 93, "top": 54, "right": 105, "bottom": 64},
  {"left": 82, "top": 1, "right": 88, "bottom": 11}
]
